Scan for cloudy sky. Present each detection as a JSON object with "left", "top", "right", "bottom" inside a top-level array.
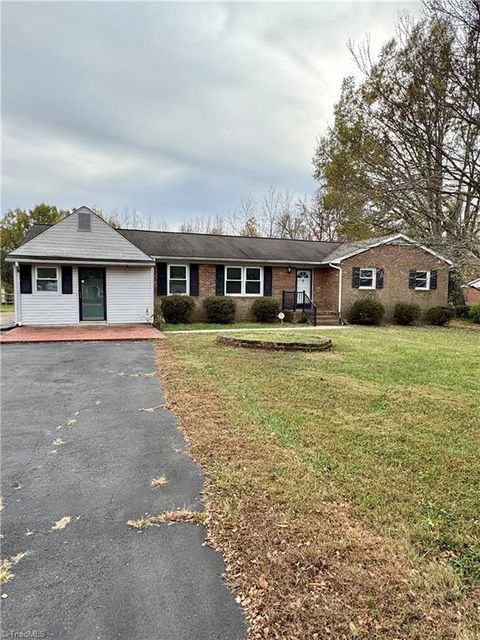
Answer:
[{"left": 2, "top": 1, "right": 420, "bottom": 228}]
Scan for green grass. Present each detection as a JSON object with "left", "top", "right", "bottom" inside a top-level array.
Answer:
[
  {"left": 0, "top": 304, "right": 14, "bottom": 313},
  {"left": 168, "top": 326, "right": 480, "bottom": 584},
  {"left": 163, "top": 321, "right": 284, "bottom": 332}
]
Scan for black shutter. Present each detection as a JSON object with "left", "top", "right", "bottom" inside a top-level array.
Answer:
[
  {"left": 352, "top": 267, "right": 360, "bottom": 289},
  {"left": 157, "top": 263, "right": 167, "bottom": 295},
  {"left": 20, "top": 265, "right": 32, "bottom": 294},
  {"left": 215, "top": 265, "right": 225, "bottom": 296},
  {"left": 61, "top": 266, "right": 73, "bottom": 294},
  {"left": 376, "top": 268, "right": 384, "bottom": 289},
  {"left": 190, "top": 264, "right": 199, "bottom": 296},
  {"left": 264, "top": 266, "right": 273, "bottom": 296},
  {"left": 409, "top": 269, "right": 417, "bottom": 289},
  {"left": 430, "top": 270, "right": 437, "bottom": 290}
]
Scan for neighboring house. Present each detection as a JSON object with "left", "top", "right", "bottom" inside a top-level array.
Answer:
[
  {"left": 463, "top": 278, "right": 480, "bottom": 305},
  {"left": 7, "top": 206, "right": 453, "bottom": 326}
]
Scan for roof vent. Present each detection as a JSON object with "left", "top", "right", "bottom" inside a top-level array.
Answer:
[{"left": 78, "top": 212, "right": 91, "bottom": 232}]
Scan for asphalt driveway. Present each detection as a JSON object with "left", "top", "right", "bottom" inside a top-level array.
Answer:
[{"left": 1, "top": 341, "right": 245, "bottom": 640}]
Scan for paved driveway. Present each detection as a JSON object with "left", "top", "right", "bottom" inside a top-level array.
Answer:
[{"left": 1, "top": 342, "right": 245, "bottom": 640}]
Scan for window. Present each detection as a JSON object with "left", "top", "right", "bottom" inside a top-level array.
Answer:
[
  {"left": 414, "top": 270, "right": 430, "bottom": 290},
  {"left": 359, "top": 267, "right": 376, "bottom": 289},
  {"left": 225, "top": 266, "right": 262, "bottom": 296},
  {"left": 36, "top": 267, "right": 59, "bottom": 292},
  {"left": 168, "top": 264, "right": 188, "bottom": 295}
]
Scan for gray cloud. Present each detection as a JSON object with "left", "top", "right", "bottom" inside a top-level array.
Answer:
[{"left": 1, "top": 1, "right": 420, "bottom": 227}]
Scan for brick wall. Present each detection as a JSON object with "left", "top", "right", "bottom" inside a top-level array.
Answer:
[
  {"left": 464, "top": 286, "right": 480, "bottom": 306},
  {"left": 313, "top": 267, "right": 339, "bottom": 312},
  {"left": 341, "top": 244, "right": 450, "bottom": 320},
  {"left": 154, "top": 263, "right": 336, "bottom": 321}
]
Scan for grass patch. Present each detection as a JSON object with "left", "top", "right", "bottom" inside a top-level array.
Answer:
[
  {"left": 0, "top": 304, "right": 14, "bottom": 313},
  {"left": 157, "top": 326, "right": 480, "bottom": 639},
  {"left": 128, "top": 509, "right": 205, "bottom": 530},
  {"left": 163, "top": 321, "right": 284, "bottom": 332}
]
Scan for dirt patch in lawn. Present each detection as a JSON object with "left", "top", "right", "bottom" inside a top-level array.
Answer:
[{"left": 155, "top": 339, "right": 478, "bottom": 640}]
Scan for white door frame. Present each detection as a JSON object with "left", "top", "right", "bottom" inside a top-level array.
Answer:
[{"left": 296, "top": 268, "right": 312, "bottom": 306}]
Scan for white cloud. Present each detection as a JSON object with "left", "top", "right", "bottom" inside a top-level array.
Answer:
[{"left": 1, "top": 1, "right": 421, "bottom": 226}]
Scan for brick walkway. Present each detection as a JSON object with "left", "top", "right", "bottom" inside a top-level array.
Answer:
[{"left": 0, "top": 324, "right": 163, "bottom": 344}]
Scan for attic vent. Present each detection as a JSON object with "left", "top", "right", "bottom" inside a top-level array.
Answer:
[{"left": 78, "top": 212, "right": 91, "bottom": 231}]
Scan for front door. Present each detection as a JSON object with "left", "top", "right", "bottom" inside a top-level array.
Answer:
[
  {"left": 79, "top": 268, "right": 106, "bottom": 321},
  {"left": 296, "top": 269, "right": 312, "bottom": 307}
]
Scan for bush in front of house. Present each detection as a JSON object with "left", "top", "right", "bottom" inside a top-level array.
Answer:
[
  {"left": 203, "top": 296, "right": 236, "bottom": 324},
  {"left": 455, "top": 305, "right": 470, "bottom": 319},
  {"left": 468, "top": 304, "right": 480, "bottom": 324},
  {"left": 160, "top": 295, "right": 195, "bottom": 324},
  {"left": 393, "top": 302, "right": 421, "bottom": 326},
  {"left": 346, "top": 298, "right": 385, "bottom": 325},
  {"left": 251, "top": 298, "right": 280, "bottom": 323},
  {"left": 423, "top": 305, "right": 455, "bottom": 326}
]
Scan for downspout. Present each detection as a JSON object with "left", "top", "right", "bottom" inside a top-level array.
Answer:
[
  {"left": 14, "top": 262, "right": 22, "bottom": 326},
  {"left": 329, "top": 263, "right": 342, "bottom": 323}
]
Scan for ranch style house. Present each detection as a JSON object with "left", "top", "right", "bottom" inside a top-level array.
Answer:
[{"left": 7, "top": 207, "right": 453, "bottom": 326}]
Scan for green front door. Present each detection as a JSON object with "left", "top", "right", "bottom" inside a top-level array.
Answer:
[{"left": 79, "top": 268, "right": 106, "bottom": 321}]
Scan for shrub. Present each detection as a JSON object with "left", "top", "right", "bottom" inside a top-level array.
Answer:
[
  {"left": 160, "top": 295, "right": 195, "bottom": 324},
  {"left": 203, "top": 296, "right": 236, "bottom": 324},
  {"left": 468, "top": 304, "right": 480, "bottom": 324},
  {"left": 251, "top": 298, "right": 280, "bottom": 323},
  {"left": 346, "top": 298, "right": 385, "bottom": 325},
  {"left": 393, "top": 302, "right": 421, "bottom": 326},
  {"left": 455, "top": 305, "right": 470, "bottom": 319},
  {"left": 423, "top": 305, "right": 455, "bottom": 326}
]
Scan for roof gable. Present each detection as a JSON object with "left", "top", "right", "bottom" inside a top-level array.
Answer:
[
  {"left": 325, "top": 234, "right": 453, "bottom": 266},
  {"left": 8, "top": 207, "right": 154, "bottom": 264}
]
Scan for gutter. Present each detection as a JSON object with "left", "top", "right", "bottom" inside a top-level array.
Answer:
[{"left": 329, "top": 263, "right": 343, "bottom": 318}]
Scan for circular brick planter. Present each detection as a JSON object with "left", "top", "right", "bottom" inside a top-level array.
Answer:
[{"left": 217, "top": 335, "right": 333, "bottom": 352}]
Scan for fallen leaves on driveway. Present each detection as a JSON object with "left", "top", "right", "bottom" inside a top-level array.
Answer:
[
  {"left": 51, "top": 516, "right": 71, "bottom": 531},
  {"left": 0, "top": 552, "right": 29, "bottom": 584}
]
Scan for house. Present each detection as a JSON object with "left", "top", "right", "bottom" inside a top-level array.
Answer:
[
  {"left": 7, "top": 206, "right": 453, "bottom": 326},
  {"left": 462, "top": 278, "right": 480, "bottom": 306}
]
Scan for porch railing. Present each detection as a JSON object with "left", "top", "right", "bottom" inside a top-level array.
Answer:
[{"left": 281, "top": 290, "right": 317, "bottom": 326}]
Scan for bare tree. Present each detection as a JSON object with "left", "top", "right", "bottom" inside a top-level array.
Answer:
[
  {"left": 109, "top": 205, "right": 168, "bottom": 231},
  {"left": 180, "top": 215, "right": 226, "bottom": 235}
]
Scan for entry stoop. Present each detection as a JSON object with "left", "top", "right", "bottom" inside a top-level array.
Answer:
[{"left": 316, "top": 311, "right": 341, "bottom": 325}]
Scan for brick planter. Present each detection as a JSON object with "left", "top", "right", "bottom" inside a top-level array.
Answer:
[{"left": 217, "top": 335, "right": 333, "bottom": 352}]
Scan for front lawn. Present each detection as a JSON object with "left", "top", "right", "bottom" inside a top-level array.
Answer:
[
  {"left": 163, "top": 321, "right": 287, "bottom": 332},
  {"left": 157, "top": 327, "right": 480, "bottom": 639}
]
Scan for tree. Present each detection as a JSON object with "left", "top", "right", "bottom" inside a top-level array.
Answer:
[
  {"left": 0, "top": 204, "right": 69, "bottom": 291},
  {"left": 313, "top": 0, "right": 480, "bottom": 268}
]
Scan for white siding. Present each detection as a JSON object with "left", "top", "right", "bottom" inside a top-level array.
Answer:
[
  {"left": 20, "top": 267, "right": 80, "bottom": 325},
  {"left": 10, "top": 208, "right": 154, "bottom": 263},
  {"left": 19, "top": 265, "right": 154, "bottom": 325},
  {"left": 106, "top": 267, "right": 153, "bottom": 324}
]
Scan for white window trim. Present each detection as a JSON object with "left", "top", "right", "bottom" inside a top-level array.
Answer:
[
  {"left": 359, "top": 267, "right": 376, "bottom": 290},
  {"left": 167, "top": 264, "right": 189, "bottom": 296},
  {"left": 225, "top": 266, "right": 263, "bottom": 297},
  {"left": 35, "top": 265, "right": 60, "bottom": 294},
  {"left": 414, "top": 270, "right": 431, "bottom": 290}
]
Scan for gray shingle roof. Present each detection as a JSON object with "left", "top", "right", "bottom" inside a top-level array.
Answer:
[
  {"left": 19, "top": 224, "right": 451, "bottom": 266},
  {"left": 116, "top": 229, "right": 342, "bottom": 263}
]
